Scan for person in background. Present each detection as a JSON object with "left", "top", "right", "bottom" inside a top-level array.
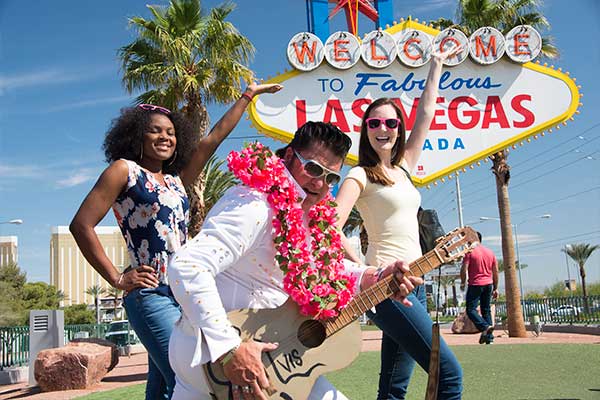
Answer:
[
  {"left": 460, "top": 231, "right": 499, "bottom": 344},
  {"left": 69, "top": 82, "right": 282, "bottom": 399},
  {"left": 334, "top": 46, "right": 463, "bottom": 400}
]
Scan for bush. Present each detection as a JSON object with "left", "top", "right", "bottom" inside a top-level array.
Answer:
[{"left": 63, "top": 304, "right": 95, "bottom": 325}]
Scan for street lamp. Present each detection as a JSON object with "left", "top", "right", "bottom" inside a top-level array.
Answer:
[
  {"left": 0, "top": 219, "right": 23, "bottom": 225},
  {"left": 479, "top": 214, "right": 551, "bottom": 319}
]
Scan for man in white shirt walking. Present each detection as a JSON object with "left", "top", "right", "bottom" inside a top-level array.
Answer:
[{"left": 167, "top": 121, "right": 423, "bottom": 400}]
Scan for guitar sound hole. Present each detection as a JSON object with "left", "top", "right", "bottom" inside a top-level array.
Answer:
[{"left": 297, "top": 320, "right": 326, "bottom": 348}]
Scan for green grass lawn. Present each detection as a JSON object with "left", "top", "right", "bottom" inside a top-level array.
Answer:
[{"left": 76, "top": 344, "right": 600, "bottom": 399}]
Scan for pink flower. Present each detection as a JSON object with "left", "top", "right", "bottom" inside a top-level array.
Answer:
[{"left": 228, "top": 142, "right": 356, "bottom": 320}]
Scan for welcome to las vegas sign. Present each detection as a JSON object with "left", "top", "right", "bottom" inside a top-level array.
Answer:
[{"left": 246, "top": 19, "right": 581, "bottom": 187}]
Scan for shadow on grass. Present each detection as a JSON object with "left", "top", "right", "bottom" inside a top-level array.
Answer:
[{"left": 103, "top": 373, "right": 147, "bottom": 383}]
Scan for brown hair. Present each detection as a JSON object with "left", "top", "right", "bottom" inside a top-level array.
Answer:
[{"left": 358, "top": 98, "right": 406, "bottom": 186}]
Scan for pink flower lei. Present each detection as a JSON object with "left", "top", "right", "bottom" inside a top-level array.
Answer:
[{"left": 227, "top": 142, "right": 355, "bottom": 320}]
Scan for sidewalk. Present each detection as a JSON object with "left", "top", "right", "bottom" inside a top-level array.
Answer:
[{"left": 2, "top": 328, "right": 598, "bottom": 400}]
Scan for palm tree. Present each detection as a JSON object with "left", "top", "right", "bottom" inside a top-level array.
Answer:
[
  {"left": 436, "top": 275, "right": 455, "bottom": 312},
  {"left": 434, "top": 0, "right": 560, "bottom": 338},
  {"left": 106, "top": 286, "right": 122, "bottom": 320},
  {"left": 342, "top": 207, "right": 369, "bottom": 255},
  {"left": 562, "top": 243, "right": 599, "bottom": 313},
  {"left": 85, "top": 285, "right": 107, "bottom": 324},
  {"left": 119, "top": 0, "right": 255, "bottom": 236},
  {"left": 490, "top": 150, "right": 526, "bottom": 336},
  {"left": 497, "top": 259, "right": 528, "bottom": 272},
  {"left": 432, "top": 0, "right": 559, "bottom": 59},
  {"left": 200, "top": 155, "right": 238, "bottom": 221}
]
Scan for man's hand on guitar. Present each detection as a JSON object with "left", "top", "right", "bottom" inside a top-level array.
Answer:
[
  {"left": 379, "top": 261, "right": 423, "bottom": 306},
  {"left": 222, "top": 340, "right": 278, "bottom": 399}
]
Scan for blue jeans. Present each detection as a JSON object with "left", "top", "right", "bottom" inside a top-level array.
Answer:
[
  {"left": 465, "top": 284, "right": 493, "bottom": 334},
  {"left": 367, "top": 285, "right": 463, "bottom": 400},
  {"left": 123, "top": 284, "right": 181, "bottom": 400}
]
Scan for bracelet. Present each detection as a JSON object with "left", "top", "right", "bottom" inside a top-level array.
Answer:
[
  {"left": 240, "top": 92, "right": 253, "bottom": 102},
  {"left": 376, "top": 267, "right": 385, "bottom": 281},
  {"left": 220, "top": 344, "right": 240, "bottom": 366},
  {"left": 116, "top": 273, "right": 124, "bottom": 287}
]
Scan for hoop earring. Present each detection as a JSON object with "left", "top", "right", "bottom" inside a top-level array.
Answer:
[
  {"left": 167, "top": 150, "right": 177, "bottom": 166},
  {"left": 139, "top": 144, "right": 144, "bottom": 161}
]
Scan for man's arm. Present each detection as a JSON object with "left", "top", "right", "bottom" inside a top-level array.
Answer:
[
  {"left": 492, "top": 256, "right": 499, "bottom": 299},
  {"left": 168, "top": 187, "right": 277, "bottom": 396},
  {"left": 460, "top": 256, "right": 468, "bottom": 291},
  {"left": 168, "top": 187, "right": 271, "bottom": 363}
]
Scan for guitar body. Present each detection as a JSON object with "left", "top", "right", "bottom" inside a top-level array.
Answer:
[
  {"left": 204, "top": 226, "right": 479, "bottom": 399},
  {"left": 205, "top": 298, "right": 362, "bottom": 399}
]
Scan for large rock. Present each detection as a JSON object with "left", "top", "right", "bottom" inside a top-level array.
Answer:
[
  {"left": 34, "top": 338, "right": 119, "bottom": 391},
  {"left": 451, "top": 305, "right": 496, "bottom": 334}
]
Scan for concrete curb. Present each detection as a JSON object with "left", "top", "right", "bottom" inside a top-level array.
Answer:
[{"left": 0, "top": 367, "right": 27, "bottom": 385}]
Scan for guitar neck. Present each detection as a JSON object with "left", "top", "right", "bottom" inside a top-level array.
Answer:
[{"left": 324, "top": 249, "right": 444, "bottom": 337}]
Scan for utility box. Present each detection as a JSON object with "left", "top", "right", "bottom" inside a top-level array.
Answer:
[{"left": 28, "top": 310, "right": 64, "bottom": 385}]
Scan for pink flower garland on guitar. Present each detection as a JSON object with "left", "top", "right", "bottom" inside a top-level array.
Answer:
[{"left": 227, "top": 142, "right": 355, "bottom": 320}]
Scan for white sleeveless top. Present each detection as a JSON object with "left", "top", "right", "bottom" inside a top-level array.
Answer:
[{"left": 344, "top": 162, "right": 422, "bottom": 267}]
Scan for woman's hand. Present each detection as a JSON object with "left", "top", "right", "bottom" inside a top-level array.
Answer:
[
  {"left": 379, "top": 260, "right": 423, "bottom": 306},
  {"left": 116, "top": 265, "right": 159, "bottom": 291},
  {"left": 431, "top": 44, "right": 464, "bottom": 64},
  {"left": 244, "top": 82, "right": 283, "bottom": 98}
]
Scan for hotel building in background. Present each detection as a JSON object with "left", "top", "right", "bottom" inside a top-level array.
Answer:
[
  {"left": 50, "top": 226, "right": 127, "bottom": 306},
  {"left": 0, "top": 236, "right": 18, "bottom": 267}
]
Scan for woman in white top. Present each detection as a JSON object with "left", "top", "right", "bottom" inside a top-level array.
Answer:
[{"left": 335, "top": 47, "right": 463, "bottom": 399}]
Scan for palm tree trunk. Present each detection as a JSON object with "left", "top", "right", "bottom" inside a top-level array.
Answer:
[
  {"left": 580, "top": 265, "right": 589, "bottom": 313},
  {"left": 187, "top": 173, "right": 207, "bottom": 237},
  {"left": 95, "top": 297, "right": 100, "bottom": 325},
  {"left": 452, "top": 283, "right": 457, "bottom": 307},
  {"left": 359, "top": 227, "right": 369, "bottom": 256},
  {"left": 183, "top": 99, "right": 210, "bottom": 238},
  {"left": 491, "top": 151, "right": 526, "bottom": 337}
]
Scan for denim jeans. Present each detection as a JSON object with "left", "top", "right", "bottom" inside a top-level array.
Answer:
[
  {"left": 124, "top": 284, "right": 181, "bottom": 400},
  {"left": 367, "top": 285, "right": 463, "bottom": 400},
  {"left": 465, "top": 284, "right": 493, "bottom": 333}
]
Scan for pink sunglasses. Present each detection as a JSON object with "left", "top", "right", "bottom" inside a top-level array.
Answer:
[{"left": 138, "top": 104, "right": 171, "bottom": 114}]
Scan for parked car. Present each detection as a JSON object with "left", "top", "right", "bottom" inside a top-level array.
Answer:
[
  {"left": 105, "top": 320, "right": 139, "bottom": 347},
  {"left": 550, "top": 305, "right": 581, "bottom": 317}
]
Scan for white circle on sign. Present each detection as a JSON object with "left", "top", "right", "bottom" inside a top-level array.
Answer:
[
  {"left": 361, "top": 30, "right": 397, "bottom": 69},
  {"left": 396, "top": 29, "right": 433, "bottom": 68},
  {"left": 505, "top": 25, "right": 541, "bottom": 63},
  {"left": 287, "top": 32, "right": 324, "bottom": 71},
  {"left": 469, "top": 27, "right": 506, "bottom": 65},
  {"left": 433, "top": 28, "right": 469, "bottom": 66},
  {"left": 324, "top": 31, "right": 361, "bottom": 70}
]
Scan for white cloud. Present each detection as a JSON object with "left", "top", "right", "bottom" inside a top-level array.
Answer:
[
  {"left": 45, "top": 95, "right": 132, "bottom": 113},
  {"left": 55, "top": 169, "right": 96, "bottom": 188},
  {"left": 0, "top": 66, "right": 114, "bottom": 94},
  {"left": 0, "top": 163, "right": 45, "bottom": 178},
  {"left": 485, "top": 234, "right": 544, "bottom": 247}
]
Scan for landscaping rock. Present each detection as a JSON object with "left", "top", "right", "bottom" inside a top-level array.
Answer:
[
  {"left": 451, "top": 305, "right": 496, "bottom": 334},
  {"left": 34, "top": 338, "right": 119, "bottom": 391}
]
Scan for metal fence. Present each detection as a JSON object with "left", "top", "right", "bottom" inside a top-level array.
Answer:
[
  {"left": 495, "top": 295, "right": 600, "bottom": 324},
  {"left": 0, "top": 323, "right": 110, "bottom": 371}
]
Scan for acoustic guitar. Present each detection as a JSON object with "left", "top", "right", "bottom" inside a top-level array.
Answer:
[{"left": 205, "top": 226, "right": 479, "bottom": 399}]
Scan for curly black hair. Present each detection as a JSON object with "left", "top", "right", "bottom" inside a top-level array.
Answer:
[{"left": 102, "top": 107, "right": 199, "bottom": 175}]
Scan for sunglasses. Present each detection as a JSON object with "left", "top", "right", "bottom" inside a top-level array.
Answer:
[
  {"left": 365, "top": 118, "right": 401, "bottom": 130},
  {"left": 292, "top": 149, "right": 342, "bottom": 187},
  {"left": 138, "top": 104, "right": 171, "bottom": 115}
]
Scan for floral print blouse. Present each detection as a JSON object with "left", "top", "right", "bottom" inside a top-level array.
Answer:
[{"left": 112, "top": 159, "right": 190, "bottom": 284}]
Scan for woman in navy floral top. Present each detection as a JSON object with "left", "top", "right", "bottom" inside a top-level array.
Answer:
[{"left": 70, "top": 82, "right": 282, "bottom": 400}]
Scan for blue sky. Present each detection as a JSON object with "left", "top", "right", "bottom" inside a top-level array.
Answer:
[{"left": 0, "top": 0, "right": 598, "bottom": 293}]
